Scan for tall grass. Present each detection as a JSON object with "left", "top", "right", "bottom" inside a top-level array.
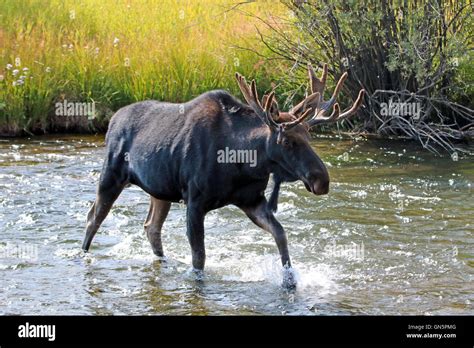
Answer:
[{"left": 0, "top": 0, "right": 284, "bottom": 135}]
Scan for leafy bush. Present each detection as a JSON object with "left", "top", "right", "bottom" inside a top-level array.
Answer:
[{"left": 256, "top": 0, "right": 473, "bottom": 153}]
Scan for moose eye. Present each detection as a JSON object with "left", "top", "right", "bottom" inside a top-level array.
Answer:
[{"left": 282, "top": 138, "right": 291, "bottom": 147}]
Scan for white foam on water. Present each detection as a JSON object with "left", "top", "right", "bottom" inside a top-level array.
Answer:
[
  {"left": 215, "top": 254, "right": 282, "bottom": 283},
  {"left": 106, "top": 232, "right": 155, "bottom": 261},
  {"left": 206, "top": 252, "right": 338, "bottom": 296},
  {"left": 16, "top": 213, "right": 35, "bottom": 225},
  {"left": 54, "top": 247, "right": 83, "bottom": 259},
  {"left": 292, "top": 262, "right": 339, "bottom": 295},
  {"left": 350, "top": 190, "right": 368, "bottom": 198}
]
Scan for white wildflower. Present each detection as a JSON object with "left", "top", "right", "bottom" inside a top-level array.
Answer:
[
  {"left": 6, "top": 64, "right": 13, "bottom": 70},
  {"left": 12, "top": 69, "right": 19, "bottom": 76},
  {"left": 45, "top": 67, "right": 52, "bottom": 73},
  {"left": 113, "top": 37, "right": 120, "bottom": 47}
]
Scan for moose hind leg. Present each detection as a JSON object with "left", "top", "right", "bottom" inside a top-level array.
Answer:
[{"left": 144, "top": 197, "right": 171, "bottom": 257}]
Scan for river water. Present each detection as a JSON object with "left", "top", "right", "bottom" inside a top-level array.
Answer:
[{"left": 0, "top": 135, "right": 472, "bottom": 315}]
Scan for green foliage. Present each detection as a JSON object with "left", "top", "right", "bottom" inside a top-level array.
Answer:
[
  {"left": 261, "top": 0, "right": 473, "bottom": 152},
  {"left": 0, "top": 0, "right": 282, "bottom": 135}
]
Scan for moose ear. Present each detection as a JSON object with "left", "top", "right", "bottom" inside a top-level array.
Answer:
[{"left": 261, "top": 93, "right": 280, "bottom": 121}]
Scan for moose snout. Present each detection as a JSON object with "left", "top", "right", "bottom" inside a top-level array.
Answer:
[
  {"left": 303, "top": 171, "right": 330, "bottom": 196},
  {"left": 312, "top": 177, "right": 329, "bottom": 195}
]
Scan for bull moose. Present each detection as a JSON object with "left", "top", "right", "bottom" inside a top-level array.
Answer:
[{"left": 82, "top": 63, "right": 365, "bottom": 287}]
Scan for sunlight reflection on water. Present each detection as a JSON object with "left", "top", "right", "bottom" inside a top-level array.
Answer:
[{"left": 0, "top": 135, "right": 472, "bottom": 315}]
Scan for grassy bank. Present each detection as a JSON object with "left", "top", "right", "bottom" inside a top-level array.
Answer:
[{"left": 0, "top": 0, "right": 284, "bottom": 135}]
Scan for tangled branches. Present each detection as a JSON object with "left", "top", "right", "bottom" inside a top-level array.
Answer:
[{"left": 235, "top": 0, "right": 474, "bottom": 154}]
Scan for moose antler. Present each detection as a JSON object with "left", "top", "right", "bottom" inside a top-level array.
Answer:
[
  {"left": 290, "top": 63, "right": 365, "bottom": 128},
  {"left": 235, "top": 73, "right": 313, "bottom": 130},
  {"left": 235, "top": 65, "right": 362, "bottom": 131},
  {"left": 235, "top": 73, "right": 278, "bottom": 128}
]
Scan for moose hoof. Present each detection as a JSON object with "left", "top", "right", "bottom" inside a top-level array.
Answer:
[
  {"left": 154, "top": 255, "right": 167, "bottom": 264},
  {"left": 282, "top": 268, "right": 297, "bottom": 290},
  {"left": 191, "top": 268, "right": 205, "bottom": 281},
  {"left": 153, "top": 251, "right": 165, "bottom": 259}
]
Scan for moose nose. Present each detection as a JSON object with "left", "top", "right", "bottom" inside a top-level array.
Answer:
[
  {"left": 306, "top": 171, "right": 330, "bottom": 195},
  {"left": 313, "top": 177, "right": 329, "bottom": 195}
]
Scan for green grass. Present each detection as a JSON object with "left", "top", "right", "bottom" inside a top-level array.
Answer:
[{"left": 0, "top": 0, "right": 284, "bottom": 135}]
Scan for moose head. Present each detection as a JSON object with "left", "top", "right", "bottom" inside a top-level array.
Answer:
[{"left": 236, "top": 63, "right": 365, "bottom": 196}]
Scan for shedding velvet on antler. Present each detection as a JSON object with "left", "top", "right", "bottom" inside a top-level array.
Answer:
[
  {"left": 236, "top": 64, "right": 365, "bottom": 131},
  {"left": 235, "top": 73, "right": 314, "bottom": 131},
  {"left": 292, "top": 63, "right": 366, "bottom": 128}
]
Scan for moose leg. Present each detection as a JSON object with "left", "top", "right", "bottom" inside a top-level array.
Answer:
[
  {"left": 144, "top": 197, "right": 171, "bottom": 257},
  {"left": 186, "top": 204, "right": 206, "bottom": 272},
  {"left": 241, "top": 199, "right": 296, "bottom": 288},
  {"left": 82, "top": 170, "right": 126, "bottom": 252},
  {"left": 268, "top": 177, "right": 281, "bottom": 213}
]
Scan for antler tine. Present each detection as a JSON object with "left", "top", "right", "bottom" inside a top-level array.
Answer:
[
  {"left": 289, "top": 91, "right": 320, "bottom": 115},
  {"left": 306, "top": 103, "right": 340, "bottom": 127},
  {"left": 235, "top": 72, "right": 279, "bottom": 128},
  {"left": 235, "top": 73, "right": 256, "bottom": 108},
  {"left": 287, "top": 64, "right": 327, "bottom": 116},
  {"left": 250, "top": 79, "right": 262, "bottom": 109},
  {"left": 284, "top": 107, "right": 314, "bottom": 130},
  {"left": 306, "top": 89, "right": 365, "bottom": 127},
  {"left": 263, "top": 91, "right": 274, "bottom": 110},
  {"left": 338, "top": 89, "right": 365, "bottom": 119},
  {"left": 308, "top": 63, "right": 327, "bottom": 97},
  {"left": 327, "top": 103, "right": 340, "bottom": 121},
  {"left": 317, "top": 71, "right": 348, "bottom": 116},
  {"left": 262, "top": 90, "right": 279, "bottom": 128},
  {"left": 261, "top": 93, "right": 271, "bottom": 109}
]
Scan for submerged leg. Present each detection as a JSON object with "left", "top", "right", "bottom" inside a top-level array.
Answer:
[
  {"left": 82, "top": 176, "right": 125, "bottom": 252},
  {"left": 82, "top": 151, "right": 128, "bottom": 252},
  {"left": 241, "top": 198, "right": 296, "bottom": 288},
  {"left": 186, "top": 203, "right": 206, "bottom": 272}
]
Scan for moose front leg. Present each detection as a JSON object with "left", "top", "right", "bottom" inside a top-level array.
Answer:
[
  {"left": 242, "top": 199, "right": 296, "bottom": 288},
  {"left": 186, "top": 204, "right": 206, "bottom": 272},
  {"left": 268, "top": 176, "right": 281, "bottom": 213}
]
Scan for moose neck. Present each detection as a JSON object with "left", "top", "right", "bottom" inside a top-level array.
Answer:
[
  {"left": 243, "top": 125, "right": 290, "bottom": 181},
  {"left": 225, "top": 123, "right": 273, "bottom": 180}
]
